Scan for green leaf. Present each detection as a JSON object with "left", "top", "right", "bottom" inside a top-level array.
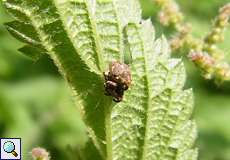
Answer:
[
  {"left": 110, "top": 21, "right": 197, "bottom": 160},
  {"left": 5, "top": 21, "right": 41, "bottom": 46},
  {"left": 3, "top": 0, "right": 107, "bottom": 158},
  {"left": 95, "top": 0, "right": 123, "bottom": 63},
  {"left": 18, "top": 45, "right": 45, "bottom": 61},
  {"left": 2, "top": 0, "right": 197, "bottom": 160},
  {"left": 5, "top": 20, "right": 45, "bottom": 60},
  {"left": 54, "top": 0, "right": 104, "bottom": 72}
]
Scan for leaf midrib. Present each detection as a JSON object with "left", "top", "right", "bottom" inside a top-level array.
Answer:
[
  {"left": 134, "top": 26, "right": 152, "bottom": 160},
  {"left": 84, "top": 0, "right": 105, "bottom": 71},
  {"left": 4, "top": 1, "right": 106, "bottom": 158},
  {"left": 55, "top": 1, "right": 119, "bottom": 159}
]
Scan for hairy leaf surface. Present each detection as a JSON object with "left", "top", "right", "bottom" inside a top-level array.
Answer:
[{"left": 2, "top": 0, "right": 197, "bottom": 159}]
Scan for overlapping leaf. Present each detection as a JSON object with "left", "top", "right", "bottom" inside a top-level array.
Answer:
[{"left": 2, "top": 0, "right": 197, "bottom": 160}]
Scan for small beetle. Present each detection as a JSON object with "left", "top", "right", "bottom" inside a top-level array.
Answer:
[{"left": 103, "top": 61, "right": 132, "bottom": 102}]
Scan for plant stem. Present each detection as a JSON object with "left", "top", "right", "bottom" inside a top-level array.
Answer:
[{"left": 105, "top": 99, "right": 113, "bottom": 160}]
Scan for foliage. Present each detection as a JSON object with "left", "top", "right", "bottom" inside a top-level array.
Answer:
[
  {"left": 151, "top": 2, "right": 230, "bottom": 159},
  {"left": 1, "top": 0, "right": 197, "bottom": 159},
  {"left": 154, "top": 0, "right": 230, "bottom": 84},
  {"left": 0, "top": 77, "right": 86, "bottom": 159}
]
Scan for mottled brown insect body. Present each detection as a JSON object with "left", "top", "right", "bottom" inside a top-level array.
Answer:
[{"left": 103, "top": 61, "right": 132, "bottom": 102}]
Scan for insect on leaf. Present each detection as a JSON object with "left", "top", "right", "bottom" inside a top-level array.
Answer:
[{"left": 2, "top": 0, "right": 197, "bottom": 159}]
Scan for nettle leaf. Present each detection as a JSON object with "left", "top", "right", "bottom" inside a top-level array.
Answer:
[
  {"left": 2, "top": 0, "right": 197, "bottom": 160},
  {"left": 111, "top": 21, "right": 197, "bottom": 160}
]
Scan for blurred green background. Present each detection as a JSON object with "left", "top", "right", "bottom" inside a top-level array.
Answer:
[{"left": 0, "top": 0, "right": 230, "bottom": 159}]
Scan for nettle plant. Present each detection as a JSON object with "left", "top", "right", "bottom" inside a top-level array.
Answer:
[{"left": 2, "top": 0, "right": 197, "bottom": 159}]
